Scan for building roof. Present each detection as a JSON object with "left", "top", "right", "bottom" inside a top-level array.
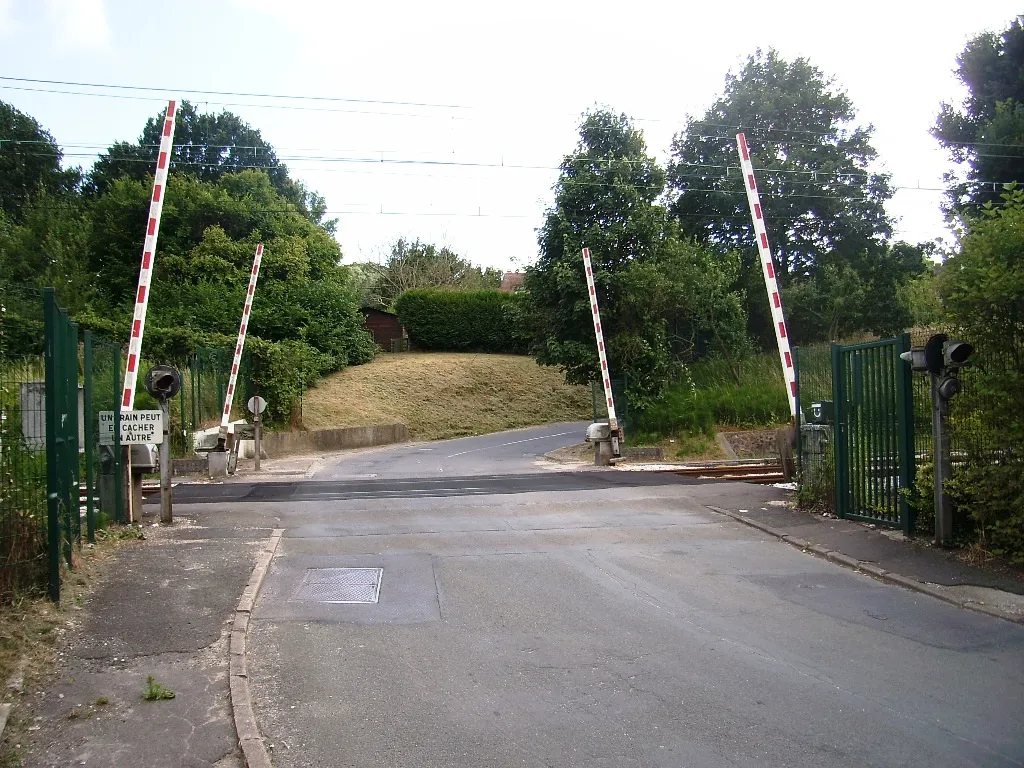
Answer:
[
  {"left": 500, "top": 272, "right": 525, "bottom": 292},
  {"left": 359, "top": 306, "right": 400, "bottom": 318}
]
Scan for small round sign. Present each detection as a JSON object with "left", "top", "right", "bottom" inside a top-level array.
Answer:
[{"left": 247, "top": 396, "right": 268, "bottom": 415}]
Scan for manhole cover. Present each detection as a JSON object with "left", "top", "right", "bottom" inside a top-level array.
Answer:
[{"left": 292, "top": 567, "right": 383, "bottom": 604}]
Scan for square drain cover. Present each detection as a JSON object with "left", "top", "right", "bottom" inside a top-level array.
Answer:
[{"left": 292, "top": 567, "right": 383, "bottom": 604}]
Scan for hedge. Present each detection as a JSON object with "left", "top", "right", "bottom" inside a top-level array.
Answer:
[{"left": 393, "top": 289, "right": 529, "bottom": 354}]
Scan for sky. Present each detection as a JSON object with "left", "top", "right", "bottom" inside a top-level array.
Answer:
[{"left": 0, "top": 0, "right": 1020, "bottom": 272}]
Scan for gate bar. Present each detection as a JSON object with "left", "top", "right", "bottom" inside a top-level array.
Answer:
[
  {"left": 121, "top": 101, "right": 178, "bottom": 412},
  {"left": 581, "top": 247, "right": 621, "bottom": 455},
  {"left": 221, "top": 244, "right": 264, "bottom": 427},
  {"left": 736, "top": 134, "right": 797, "bottom": 418}
]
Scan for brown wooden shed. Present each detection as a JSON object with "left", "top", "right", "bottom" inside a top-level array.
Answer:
[{"left": 360, "top": 308, "right": 408, "bottom": 351}]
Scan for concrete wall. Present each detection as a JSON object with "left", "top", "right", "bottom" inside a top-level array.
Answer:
[{"left": 260, "top": 423, "right": 409, "bottom": 458}]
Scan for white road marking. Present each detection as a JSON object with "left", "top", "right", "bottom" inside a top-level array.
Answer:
[{"left": 445, "top": 430, "right": 578, "bottom": 459}]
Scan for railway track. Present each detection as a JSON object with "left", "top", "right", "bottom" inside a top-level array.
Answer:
[{"left": 661, "top": 460, "right": 785, "bottom": 484}]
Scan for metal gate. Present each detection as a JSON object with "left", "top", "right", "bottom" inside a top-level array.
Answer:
[{"left": 832, "top": 334, "right": 915, "bottom": 532}]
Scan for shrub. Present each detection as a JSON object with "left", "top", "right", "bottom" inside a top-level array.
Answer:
[
  {"left": 247, "top": 338, "right": 333, "bottom": 427},
  {"left": 394, "top": 289, "right": 529, "bottom": 354}
]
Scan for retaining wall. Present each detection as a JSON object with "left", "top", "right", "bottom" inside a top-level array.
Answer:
[{"left": 260, "top": 423, "right": 409, "bottom": 458}]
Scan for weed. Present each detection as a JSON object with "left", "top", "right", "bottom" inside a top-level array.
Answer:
[
  {"left": 95, "top": 696, "right": 109, "bottom": 706},
  {"left": 142, "top": 675, "right": 175, "bottom": 701},
  {"left": 95, "top": 525, "right": 144, "bottom": 542}
]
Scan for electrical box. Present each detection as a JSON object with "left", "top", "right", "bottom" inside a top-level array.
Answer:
[{"left": 130, "top": 443, "right": 158, "bottom": 470}]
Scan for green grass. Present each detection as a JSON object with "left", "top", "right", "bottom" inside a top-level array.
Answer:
[{"left": 635, "top": 352, "right": 791, "bottom": 443}]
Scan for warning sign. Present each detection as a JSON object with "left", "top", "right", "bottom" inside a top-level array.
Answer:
[{"left": 99, "top": 410, "right": 163, "bottom": 445}]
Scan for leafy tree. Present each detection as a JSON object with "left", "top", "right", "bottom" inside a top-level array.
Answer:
[
  {"left": 368, "top": 238, "right": 501, "bottom": 309},
  {"left": 934, "top": 16, "right": 1024, "bottom": 214},
  {"left": 88, "top": 101, "right": 329, "bottom": 227},
  {"left": 0, "top": 100, "right": 79, "bottom": 223},
  {"left": 898, "top": 260, "right": 946, "bottom": 328},
  {"left": 526, "top": 109, "right": 747, "bottom": 408},
  {"left": 667, "top": 49, "right": 900, "bottom": 344},
  {"left": 0, "top": 191, "right": 94, "bottom": 313},
  {"left": 85, "top": 169, "right": 374, "bottom": 369}
]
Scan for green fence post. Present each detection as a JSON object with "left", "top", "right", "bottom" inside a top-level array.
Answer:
[
  {"left": 831, "top": 344, "right": 847, "bottom": 520},
  {"left": 43, "top": 289, "right": 61, "bottom": 602},
  {"left": 896, "top": 332, "right": 915, "bottom": 535},
  {"left": 68, "top": 319, "right": 81, "bottom": 554},
  {"left": 84, "top": 331, "right": 96, "bottom": 544}
]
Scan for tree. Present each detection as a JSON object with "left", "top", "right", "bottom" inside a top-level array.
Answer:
[
  {"left": 0, "top": 191, "right": 94, "bottom": 313},
  {"left": 934, "top": 16, "right": 1024, "bottom": 214},
  {"left": 369, "top": 238, "right": 501, "bottom": 309},
  {"left": 525, "top": 110, "right": 748, "bottom": 408},
  {"left": 667, "top": 49, "right": 900, "bottom": 344},
  {"left": 88, "top": 101, "right": 330, "bottom": 227},
  {"left": 85, "top": 169, "right": 374, "bottom": 369},
  {"left": 0, "top": 100, "right": 79, "bottom": 223}
]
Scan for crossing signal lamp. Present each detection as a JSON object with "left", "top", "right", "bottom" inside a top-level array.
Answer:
[{"left": 899, "top": 334, "right": 974, "bottom": 401}]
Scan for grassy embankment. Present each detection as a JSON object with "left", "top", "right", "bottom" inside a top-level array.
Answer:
[{"left": 302, "top": 352, "right": 592, "bottom": 441}]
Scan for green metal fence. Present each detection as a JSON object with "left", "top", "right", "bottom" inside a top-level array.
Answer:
[
  {"left": 831, "top": 335, "right": 915, "bottom": 532},
  {"left": 44, "top": 289, "right": 81, "bottom": 600},
  {"left": 0, "top": 291, "right": 49, "bottom": 601},
  {"left": 174, "top": 345, "right": 249, "bottom": 455},
  {"left": 83, "top": 332, "right": 125, "bottom": 532},
  {"left": 0, "top": 288, "right": 130, "bottom": 602},
  {"left": 906, "top": 328, "right": 1021, "bottom": 537}
]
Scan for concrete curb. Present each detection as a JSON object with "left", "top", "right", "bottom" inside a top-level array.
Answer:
[
  {"left": 230, "top": 528, "right": 284, "bottom": 768},
  {"left": 705, "top": 506, "right": 1024, "bottom": 626}
]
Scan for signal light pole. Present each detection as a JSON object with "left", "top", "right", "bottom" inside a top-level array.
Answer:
[{"left": 900, "top": 334, "right": 974, "bottom": 546}]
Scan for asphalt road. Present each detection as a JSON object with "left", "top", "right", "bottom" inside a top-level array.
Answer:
[
  {"left": 311, "top": 421, "right": 593, "bottom": 479},
  {"left": 188, "top": 425, "right": 1024, "bottom": 768}
]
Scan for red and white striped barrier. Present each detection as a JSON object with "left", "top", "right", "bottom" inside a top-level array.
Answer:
[
  {"left": 221, "top": 244, "right": 264, "bottom": 427},
  {"left": 121, "top": 100, "right": 178, "bottom": 411},
  {"left": 735, "top": 133, "right": 797, "bottom": 418},
  {"left": 581, "top": 247, "right": 620, "bottom": 453}
]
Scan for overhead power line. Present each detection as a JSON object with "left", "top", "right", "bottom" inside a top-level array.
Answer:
[
  {"left": 6, "top": 137, "right": 994, "bottom": 179},
  {"left": 10, "top": 76, "right": 1015, "bottom": 152},
  {"left": 0, "top": 76, "right": 467, "bottom": 110}
]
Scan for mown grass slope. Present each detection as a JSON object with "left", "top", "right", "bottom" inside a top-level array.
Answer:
[{"left": 302, "top": 352, "right": 592, "bottom": 441}]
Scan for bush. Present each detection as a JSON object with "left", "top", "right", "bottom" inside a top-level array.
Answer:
[
  {"left": 394, "top": 289, "right": 529, "bottom": 354},
  {"left": 247, "top": 337, "right": 333, "bottom": 427},
  {"left": 939, "top": 188, "right": 1024, "bottom": 561}
]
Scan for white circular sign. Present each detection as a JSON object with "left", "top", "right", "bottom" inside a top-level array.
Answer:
[{"left": 247, "top": 396, "right": 268, "bottom": 415}]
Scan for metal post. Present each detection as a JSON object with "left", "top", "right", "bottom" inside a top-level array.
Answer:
[
  {"left": 159, "top": 398, "right": 172, "bottom": 524},
  {"left": 932, "top": 374, "right": 953, "bottom": 546},
  {"left": 83, "top": 331, "right": 96, "bottom": 544},
  {"left": 43, "top": 289, "right": 61, "bottom": 602},
  {"left": 124, "top": 447, "right": 134, "bottom": 523},
  {"left": 254, "top": 412, "right": 262, "bottom": 472}
]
